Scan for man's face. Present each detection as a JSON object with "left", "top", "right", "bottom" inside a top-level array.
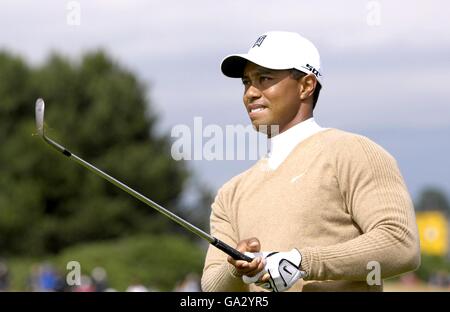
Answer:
[{"left": 242, "top": 62, "right": 302, "bottom": 136}]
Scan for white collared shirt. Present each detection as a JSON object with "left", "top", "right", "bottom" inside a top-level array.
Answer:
[{"left": 267, "top": 118, "right": 326, "bottom": 170}]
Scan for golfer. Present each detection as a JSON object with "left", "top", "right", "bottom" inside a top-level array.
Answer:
[{"left": 201, "top": 31, "right": 420, "bottom": 292}]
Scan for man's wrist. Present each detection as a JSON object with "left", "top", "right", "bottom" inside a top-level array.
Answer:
[
  {"left": 290, "top": 248, "right": 307, "bottom": 279},
  {"left": 297, "top": 248, "right": 312, "bottom": 280},
  {"left": 227, "top": 262, "right": 243, "bottom": 278}
]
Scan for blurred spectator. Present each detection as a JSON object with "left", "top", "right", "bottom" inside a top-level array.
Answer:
[
  {"left": 126, "top": 284, "right": 148, "bottom": 292},
  {"left": 429, "top": 270, "right": 450, "bottom": 288},
  {"left": 27, "top": 264, "right": 41, "bottom": 291},
  {"left": 38, "top": 262, "right": 60, "bottom": 292},
  {"left": 73, "top": 275, "right": 96, "bottom": 292},
  {"left": 399, "top": 272, "right": 420, "bottom": 286},
  {"left": 26, "top": 262, "right": 66, "bottom": 292},
  {"left": 0, "top": 259, "right": 10, "bottom": 291},
  {"left": 91, "top": 266, "right": 108, "bottom": 292},
  {"left": 126, "top": 278, "right": 149, "bottom": 292},
  {"left": 174, "top": 273, "right": 201, "bottom": 292}
]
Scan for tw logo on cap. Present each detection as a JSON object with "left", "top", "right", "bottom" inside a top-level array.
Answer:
[{"left": 252, "top": 35, "right": 267, "bottom": 48}]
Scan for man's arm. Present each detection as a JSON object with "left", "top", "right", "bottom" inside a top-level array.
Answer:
[
  {"left": 299, "top": 135, "right": 420, "bottom": 281},
  {"left": 201, "top": 186, "right": 250, "bottom": 292}
]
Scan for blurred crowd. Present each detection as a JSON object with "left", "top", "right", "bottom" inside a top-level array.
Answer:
[
  {"left": 1, "top": 257, "right": 447, "bottom": 291},
  {"left": 0, "top": 258, "right": 201, "bottom": 292}
]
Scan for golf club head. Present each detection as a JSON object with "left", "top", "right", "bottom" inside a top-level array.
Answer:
[{"left": 35, "top": 98, "right": 45, "bottom": 137}]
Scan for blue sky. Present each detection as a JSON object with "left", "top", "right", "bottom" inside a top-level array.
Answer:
[{"left": 1, "top": 0, "right": 449, "bottom": 203}]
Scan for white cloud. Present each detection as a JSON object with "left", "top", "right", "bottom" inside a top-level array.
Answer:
[
  {"left": 3, "top": 0, "right": 447, "bottom": 129},
  {"left": 2, "top": 1, "right": 449, "bottom": 60}
]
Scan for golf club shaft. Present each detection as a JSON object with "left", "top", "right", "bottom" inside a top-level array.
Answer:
[{"left": 42, "top": 136, "right": 252, "bottom": 262}]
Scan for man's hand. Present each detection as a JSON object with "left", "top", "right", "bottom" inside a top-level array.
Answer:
[
  {"left": 263, "top": 249, "right": 306, "bottom": 292},
  {"left": 227, "top": 238, "right": 266, "bottom": 280},
  {"left": 243, "top": 249, "right": 306, "bottom": 292}
]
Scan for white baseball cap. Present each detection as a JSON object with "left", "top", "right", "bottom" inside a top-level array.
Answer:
[{"left": 221, "top": 31, "right": 323, "bottom": 86}]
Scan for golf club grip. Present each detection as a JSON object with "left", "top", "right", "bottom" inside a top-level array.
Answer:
[{"left": 213, "top": 238, "right": 253, "bottom": 262}]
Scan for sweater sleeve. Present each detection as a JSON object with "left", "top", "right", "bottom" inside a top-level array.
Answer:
[
  {"left": 201, "top": 185, "right": 249, "bottom": 292},
  {"left": 300, "top": 135, "right": 421, "bottom": 281}
]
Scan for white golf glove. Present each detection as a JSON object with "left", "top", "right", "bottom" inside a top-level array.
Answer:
[
  {"left": 241, "top": 251, "right": 269, "bottom": 285},
  {"left": 242, "top": 249, "right": 306, "bottom": 292}
]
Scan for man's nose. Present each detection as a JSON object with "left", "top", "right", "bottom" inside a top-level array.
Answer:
[{"left": 244, "top": 84, "right": 262, "bottom": 103}]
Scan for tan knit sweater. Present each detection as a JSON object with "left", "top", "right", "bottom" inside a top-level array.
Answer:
[{"left": 201, "top": 129, "right": 420, "bottom": 292}]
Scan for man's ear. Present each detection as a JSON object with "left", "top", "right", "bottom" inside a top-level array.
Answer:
[{"left": 299, "top": 74, "right": 317, "bottom": 100}]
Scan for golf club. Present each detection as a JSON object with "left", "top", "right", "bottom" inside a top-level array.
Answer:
[{"left": 35, "top": 98, "right": 252, "bottom": 262}]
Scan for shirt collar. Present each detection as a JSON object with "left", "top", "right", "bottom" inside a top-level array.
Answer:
[{"left": 267, "top": 117, "right": 324, "bottom": 169}]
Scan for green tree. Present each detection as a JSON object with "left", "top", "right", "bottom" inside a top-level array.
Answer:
[
  {"left": 0, "top": 51, "right": 189, "bottom": 256},
  {"left": 415, "top": 187, "right": 450, "bottom": 215}
]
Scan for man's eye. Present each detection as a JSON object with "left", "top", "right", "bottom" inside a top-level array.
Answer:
[
  {"left": 242, "top": 80, "right": 250, "bottom": 86},
  {"left": 260, "top": 76, "right": 272, "bottom": 82}
]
